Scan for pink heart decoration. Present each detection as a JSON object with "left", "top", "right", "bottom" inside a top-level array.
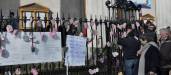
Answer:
[{"left": 49, "top": 31, "right": 57, "bottom": 39}]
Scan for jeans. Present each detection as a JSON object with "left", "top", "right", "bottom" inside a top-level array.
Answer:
[{"left": 124, "top": 59, "right": 138, "bottom": 75}]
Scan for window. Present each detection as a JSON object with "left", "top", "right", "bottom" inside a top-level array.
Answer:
[{"left": 19, "top": 3, "right": 49, "bottom": 30}]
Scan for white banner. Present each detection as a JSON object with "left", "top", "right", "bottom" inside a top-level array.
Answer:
[
  {"left": 0, "top": 32, "right": 62, "bottom": 66},
  {"left": 65, "top": 35, "right": 87, "bottom": 66}
]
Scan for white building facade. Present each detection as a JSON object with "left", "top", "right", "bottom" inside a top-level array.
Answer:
[{"left": 0, "top": 0, "right": 170, "bottom": 29}]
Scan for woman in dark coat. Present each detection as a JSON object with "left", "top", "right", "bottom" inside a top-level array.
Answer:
[{"left": 138, "top": 33, "right": 160, "bottom": 75}]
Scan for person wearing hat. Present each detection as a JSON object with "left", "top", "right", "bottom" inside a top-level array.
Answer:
[{"left": 138, "top": 33, "right": 160, "bottom": 75}]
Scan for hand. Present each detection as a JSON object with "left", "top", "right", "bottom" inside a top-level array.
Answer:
[
  {"left": 137, "top": 50, "right": 142, "bottom": 56},
  {"left": 79, "top": 32, "right": 83, "bottom": 36},
  {"left": 137, "top": 46, "right": 143, "bottom": 56}
]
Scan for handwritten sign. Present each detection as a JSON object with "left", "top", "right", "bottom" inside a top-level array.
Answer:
[
  {"left": 65, "top": 35, "right": 87, "bottom": 66},
  {"left": 0, "top": 32, "right": 62, "bottom": 66}
]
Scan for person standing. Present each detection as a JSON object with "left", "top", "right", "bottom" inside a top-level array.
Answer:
[
  {"left": 159, "top": 28, "right": 171, "bottom": 75},
  {"left": 118, "top": 26, "right": 141, "bottom": 75},
  {"left": 138, "top": 33, "right": 160, "bottom": 75},
  {"left": 9, "top": 12, "right": 18, "bottom": 30}
]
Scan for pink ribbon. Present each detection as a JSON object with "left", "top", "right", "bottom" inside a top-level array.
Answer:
[{"left": 31, "top": 68, "right": 38, "bottom": 75}]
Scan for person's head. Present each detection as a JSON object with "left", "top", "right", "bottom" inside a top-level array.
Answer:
[
  {"left": 148, "top": 24, "right": 156, "bottom": 31},
  {"left": 146, "top": 20, "right": 152, "bottom": 25},
  {"left": 159, "top": 28, "right": 171, "bottom": 41},
  {"left": 167, "top": 26, "right": 170, "bottom": 30},
  {"left": 10, "top": 12, "right": 15, "bottom": 18},
  {"left": 140, "top": 33, "right": 155, "bottom": 45},
  {"left": 127, "top": 30, "right": 135, "bottom": 37}
]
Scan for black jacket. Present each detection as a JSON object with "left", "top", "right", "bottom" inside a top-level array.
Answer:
[
  {"left": 118, "top": 37, "right": 141, "bottom": 59},
  {"left": 160, "top": 40, "right": 171, "bottom": 67},
  {"left": 145, "top": 45, "right": 160, "bottom": 74}
]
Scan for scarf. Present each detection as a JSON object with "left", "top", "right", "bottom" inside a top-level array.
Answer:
[{"left": 138, "top": 41, "right": 158, "bottom": 75}]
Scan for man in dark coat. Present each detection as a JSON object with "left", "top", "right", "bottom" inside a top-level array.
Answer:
[
  {"left": 118, "top": 27, "right": 141, "bottom": 75},
  {"left": 159, "top": 28, "right": 171, "bottom": 75}
]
